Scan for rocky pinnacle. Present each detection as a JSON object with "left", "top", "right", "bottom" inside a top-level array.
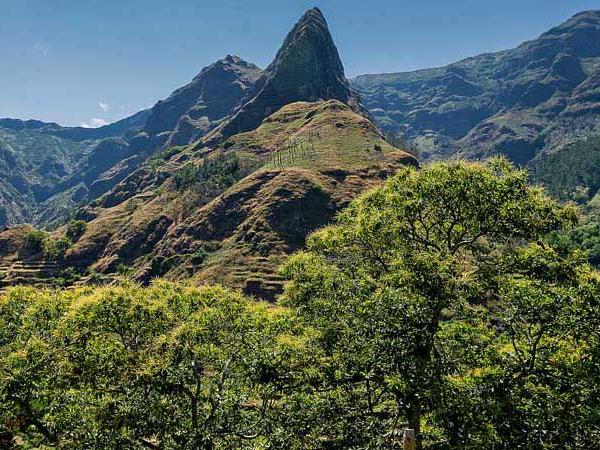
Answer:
[{"left": 204, "top": 7, "right": 365, "bottom": 145}]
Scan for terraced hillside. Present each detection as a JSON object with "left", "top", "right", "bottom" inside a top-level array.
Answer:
[
  {"left": 0, "top": 225, "right": 63, "bottom": 289},
  {"left": 63, "top": 100, "right": 415, "bottom": 299}
]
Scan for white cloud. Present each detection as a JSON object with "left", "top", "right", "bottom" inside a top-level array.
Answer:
[
  {"left": 80, "top": 118, "right": 109, "bottom": 128},
  {"left": 99, "top": 101, "right": 109, "bottom": 113}
]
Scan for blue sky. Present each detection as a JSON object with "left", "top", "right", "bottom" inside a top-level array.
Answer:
[{"left": 1, "top": 0, "right": 598, "bottom": 127}]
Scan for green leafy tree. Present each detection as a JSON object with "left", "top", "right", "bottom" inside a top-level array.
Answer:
[
  {"left": 0, "top": 282, "right": 311, "bottom": 449},
  {"left": 282, "top": 159, "right": 587, "bottom": 448},
  {"left": 2, "top": 159, "right": 600, "bottom": 449},
  {"left": 434, "top": 244, "right": 600, "bottom": 448},
  {"left": 22, "top": 230, "right": 47, "bottom": 256},
  {"left": 65, "top": 220, "right": 87, "bottom": 242},
  {"left": 43, "top": 237, "right": 70, "bottom": 262}
]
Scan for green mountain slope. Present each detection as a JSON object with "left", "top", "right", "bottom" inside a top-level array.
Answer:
[
  {"left": 529, "top": 134, "right": 600, "bottom": 267},
  {"left": 531, "top": 134, "right": 600, "bottom": 202},
  {"left": 0, "top": 125, "right": 92, "bottom": 227},
  {"left": 0, "top": 55, "right": 260, "bottom": 229},
  {"left": 62, "top": 100, "right": 415, "bottom": 298}
]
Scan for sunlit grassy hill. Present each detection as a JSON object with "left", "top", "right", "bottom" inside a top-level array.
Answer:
[{"left": 19, "top": 101, "right": 416, "bottom": 298}]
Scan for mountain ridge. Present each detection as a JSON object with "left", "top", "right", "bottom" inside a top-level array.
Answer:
[
  {"left": 351, "top": 9, "right": 600, "bottom": 163},
  {"left": 0, "top": 8, "right": 416, "bottom": 299},
  {"left": 0, "top": 56, "right": 262, "bottom": 228},
  {"left": 0, "top": 109, "right": 150, "bottom": 142},
  {"left": 4, "top": 9, "right": 600, "bottom": 230}
]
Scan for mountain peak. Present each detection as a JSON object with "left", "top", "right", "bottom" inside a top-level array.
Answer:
[
  {"left": 273, "top": 7, "right": 342, "bottom": 73},
  {"left": 304, "top": 6, "right": 324, "bottom": 16},
  {"left": 144, "top": 56, "right": 261, "bottom": 141},
  {"left": 220, "top": 54, "right": 253, "bottom": 67},
  {"left": 567, "top": 9, "right": 600, "bottom": 24},
  {"left": 540, "top": 9, "right": 600, "bottom": 41},
  {"left": 295, "top": 7, "right": 327, "bottom": 28},
  {"left": 203, "top": 8, "right": 364, "bottom": 145}
]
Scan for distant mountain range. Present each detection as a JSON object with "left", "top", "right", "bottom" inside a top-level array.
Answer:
[
  {"left": 0, "top": 110, "right": 150, "bottom": 227},
  {"left": 2, "top": 8, "right": 600, "bottom": 297},
  {"left": 3, "top": 9, "right": 600, "bottom": 229},
  {"left": 352, "top": 10, "right": 600, "bottom": 166}
]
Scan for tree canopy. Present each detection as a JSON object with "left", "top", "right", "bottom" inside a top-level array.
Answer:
[
  {"left": 2, "top": 160, "right": 599, "bottom": 449},
  {"left": 282, "top": 159, "right": 599, "bottom": 448}
]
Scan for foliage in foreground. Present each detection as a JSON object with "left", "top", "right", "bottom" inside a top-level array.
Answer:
[
  {"left": 548, "top": 194, "right": 600, "bottom": 268},
  {"left": 1, "top": 160, "right": 600, "bottom": 449},
  {"left": 282, "top": 159, "right": 600, "bottom": 449},
  {"left": 0, "top": 282, "right": 314, "bottom": 449}
]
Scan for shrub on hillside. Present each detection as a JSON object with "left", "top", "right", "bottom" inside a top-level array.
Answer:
[
  {"left": 22, "top": 229, "right": 47, "bottom": 255},
  {"left": 65, "top": 220, "right": 87, "bottom": 242}
]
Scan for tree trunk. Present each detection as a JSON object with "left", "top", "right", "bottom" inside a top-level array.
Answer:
[
  {"left": 403, "top": 429, "right": 417, "bottom": 450},
  {"left": 407, "top": 401, "right": 422, "bottom": 450}
]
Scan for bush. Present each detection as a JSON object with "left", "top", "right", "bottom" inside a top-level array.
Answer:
[
  {"left": 173, "top": 152, "right": 241, "bottom": 191},
  {"left": 65, "top": 220, "right": 87, "bottom": 242},
  {"left": 190, "top": 247, "right": 208, "bottom": 265},
  {"left": 22, "top": 230, "right": 71, "bottom": 261},
  {"left": 43, "top": 238, "right": 70, "bottom": 262},
  {"left": 23, "top": 230, "right": 47, "bottom": 255}
]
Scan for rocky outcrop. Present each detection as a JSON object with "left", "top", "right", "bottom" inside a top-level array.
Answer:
[{"left": 203, "top": 8, "right": 365, "bottom": 145}]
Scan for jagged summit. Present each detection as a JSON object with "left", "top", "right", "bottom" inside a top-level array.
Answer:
[
  {"left": 143, "top": 55, "right": 262, "bottom": 146},
  {"left": 202, "top": 8, "right": 364, "bottom": 145},
  {"left": 276, "top": 7, "right": 335, "bottom": 63},
  {"left": 222, "top": 54, "right": 250, "bottom": 65}
]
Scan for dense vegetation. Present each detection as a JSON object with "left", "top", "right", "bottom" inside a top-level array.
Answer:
[
  {"left": 530, "top": 135, "right": 600, "bottom": 268},
  {"left": 2, "top": 161, "right": 599, "bottom": 449},
  {"left": 21, "top": 220, "right": 87, "bottom": 263},
  {"left": 532, "top": 134, "right": 600, "bottom": 203},
  {"left": 548, "top": 196, "right": 600, "bottom": 268},
  {"left": 173, "top": 152, "right": 242, "bottom": 192}
]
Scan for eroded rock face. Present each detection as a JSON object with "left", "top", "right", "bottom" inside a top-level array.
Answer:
[{"left": 206, "top": 8, "right": 365, "bottom": 144}]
